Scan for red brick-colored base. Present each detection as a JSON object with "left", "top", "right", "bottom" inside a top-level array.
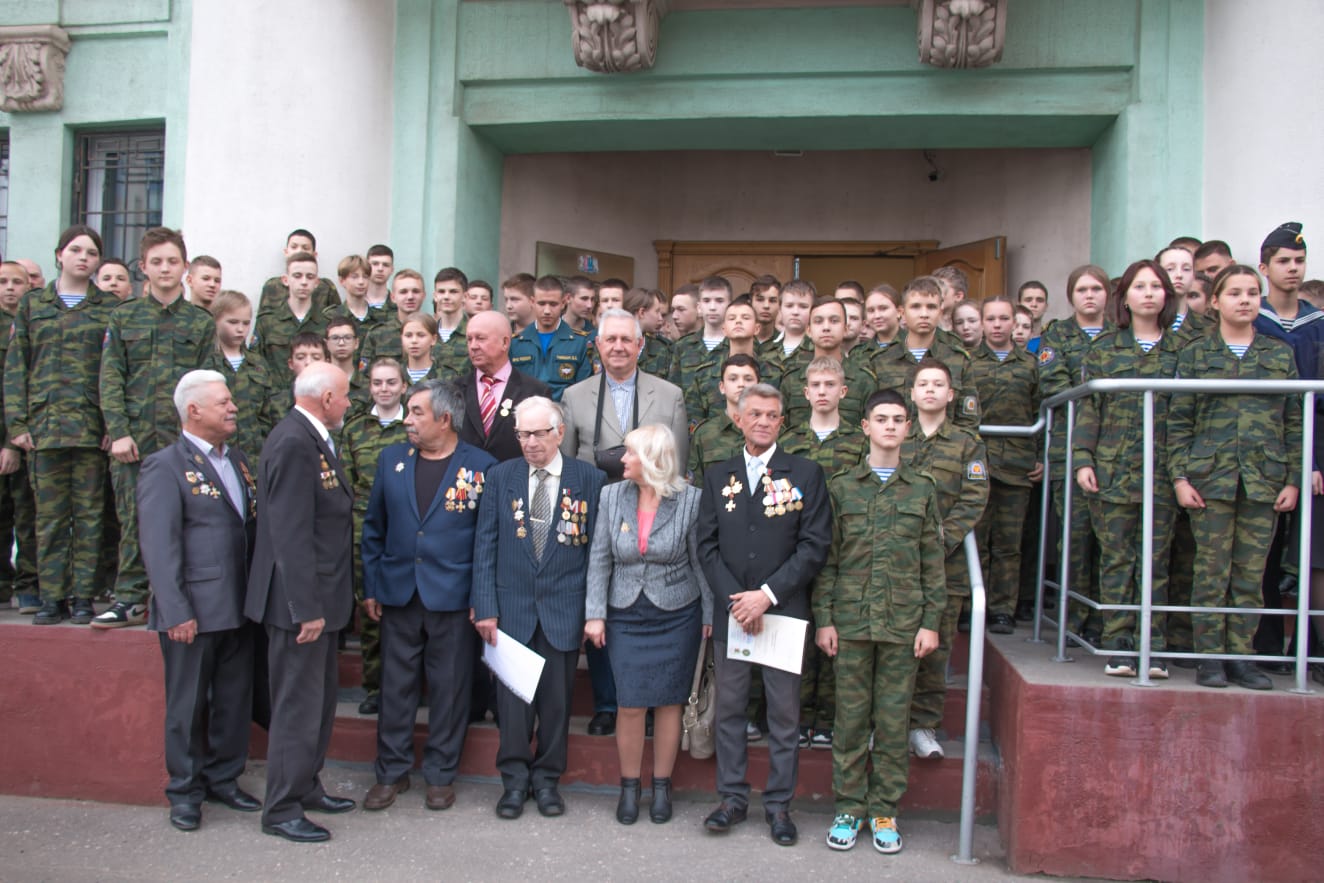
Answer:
[{"left": 985, "top": 636, "right": 1324, "bottom": 883}]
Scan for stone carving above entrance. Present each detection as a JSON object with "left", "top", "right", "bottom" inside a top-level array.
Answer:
[
  {"left": 914, "top": 0, "right": 1006, "bottom": 69},
  {"left": 0, "top": 25, "right": 71, "bottom": 112},
  {"left": 564, "top": 0, "right": 669, "bottom": 73}
]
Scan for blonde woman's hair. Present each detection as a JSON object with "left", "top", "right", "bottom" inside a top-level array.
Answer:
[{"left": 624, "top": 424, "right": 686, "bottom": 499}]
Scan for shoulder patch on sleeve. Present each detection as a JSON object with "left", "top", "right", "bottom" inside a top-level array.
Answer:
[
  {"left": 1038, "top": 347, "right": 1056, "bottom": 366},
  {"left": 962, "top": 395, "right": 978, "bottom": 415},
  {"left": 967, "top": 459, "right": 987, "bottom": 481}
]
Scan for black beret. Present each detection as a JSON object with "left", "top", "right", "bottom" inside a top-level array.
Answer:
[{"left": 1262, "top": 222, "right": 1306, "bottom": 252}]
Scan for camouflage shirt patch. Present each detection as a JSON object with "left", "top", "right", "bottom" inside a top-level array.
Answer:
[
  {"left": 967, "top": 459, "right": 988, "bottom": 481},
  {"left": 1038, "top": 347, "right": 1055, "bottom": 366},
  {"left": 962, "top": 394, "right": 978, "bottom": 414}
]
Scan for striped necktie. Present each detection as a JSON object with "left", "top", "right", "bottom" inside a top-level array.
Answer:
[{"left": 480, "top": 374, "right": 499, "bottom": 435}]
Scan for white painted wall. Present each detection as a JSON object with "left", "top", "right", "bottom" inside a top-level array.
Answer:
[
  {"left": 499, "top": 149, "right": 1092, "bottom": 318},
  {"left": 180, "top": 0, "right": 396, "bottom": 300},
  {"left": 1204, "top": 0, "right": 1324, "bottom": 271}
]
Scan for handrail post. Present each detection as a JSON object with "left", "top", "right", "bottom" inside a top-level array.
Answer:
[
  {"left": 1029, "top": 406, "right": 1051, "bottom": 644},
  {"left": 952, "top": 531, "right": 986, "bottom": 866},
  {"left": 1292, "top": 391, "right": 1316, "bottom": 694},
  {"left": 1132, "top": 390, "right": 1155, "bottom": 686},
  {"left": 1053, "top": 400, "right": 1075, "bottom": 662}
]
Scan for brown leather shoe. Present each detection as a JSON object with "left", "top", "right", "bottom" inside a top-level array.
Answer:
[
  {"left": 363, "top": 779, "right": 410, "bottom": 811},
  {"left": 426, "top": 785, "right": 456, "bottom": 811}
]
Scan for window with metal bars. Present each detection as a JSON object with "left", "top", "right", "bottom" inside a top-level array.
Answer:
[{"left": 70, "top": 128, "right": 165, "bottom": 264}]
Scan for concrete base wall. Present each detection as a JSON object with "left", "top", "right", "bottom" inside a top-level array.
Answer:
[{"left": 986, "top": 638, "right": 1324, "bottom": 883}]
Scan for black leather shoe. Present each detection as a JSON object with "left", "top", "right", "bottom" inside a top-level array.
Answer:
[
  {"left": 207, "top": 784, "right": 262, "bottom": 812},
  {"left": 616, "top": 777, "right": 641, "bottom": 825},
  {"left": 1196, "top": 660, "right": 1228, "bottom": 688},
  {"left": 649, "top": 777, "right": 672, "bottom": 823},
  {"left": 988, "top": 613, "right": 1015, "bottom": 635},
  {"left": 534, "top": 787, "right": 564, "bottom": 817},
  {"left": 1226, "top": 661, "right": 1273, "bottom": 691},
  {"left": 32, "top": 599, "right": 69, "bottom": 625},
  {"left": 1256, "top": 661, "right": 1293, "bottom": 676},
  {"left": 704, "top": 801, "right": 747, "bottom": 833},
  {"left": 169, "top": 803, "right": 201, "bottom": 831},
  {"left": 69, "top": 597, "right": 95, "bottom": 625},
  {"left": 303, "top": 794, "right": 356, "bottom": 814},
  {"left": 496, "top": 788, "right": 528, "bottom": 819},
  {"left": 587, "top": 711, "right": 616, "bottom": 736},
  {"left": 357, "top": 694, "right": 380, "bottom": 715},
  {"left": 262, "top": 817, "right": 330, "bottom": 842},
  {"left": 766, "top": 810, "right": 798, "bottom": 846}
]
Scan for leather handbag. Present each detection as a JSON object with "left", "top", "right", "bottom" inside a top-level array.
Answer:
[
  {"left": 681, "top": 637, "right": 717, "bottom": 760},
  {"left": 591, "top": 371, "right": 639, "bottom": 483}
]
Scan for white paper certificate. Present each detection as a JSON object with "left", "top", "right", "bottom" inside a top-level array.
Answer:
[
  {"left": 482, "top": 629, "right": 546, "bottom": 704},
  {"left": 726, "top": 614, "right": 808, "bottom": 675}
]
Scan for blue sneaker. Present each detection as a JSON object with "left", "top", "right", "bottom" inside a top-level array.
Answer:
[
  {"left": 17, "top": 593, "right": 42, "bottom": 615},
  {"left": 871, "top": 816, "right": 903, "bottom": 854},
  {"left": 825, "top": 814, "right": 861, "bottom": 850}
]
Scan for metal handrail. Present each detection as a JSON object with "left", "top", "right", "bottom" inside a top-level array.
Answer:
[
  {"left": 985, "top": 376, "right": 1324, "bottom": 693},
  {"left": 952, "top": 530, "right": 986, "bottom": 866}
]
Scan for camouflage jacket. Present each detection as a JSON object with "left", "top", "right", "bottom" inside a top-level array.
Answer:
[
  {"left": 100, "top": 294, "right": 215, "bottom": 453},
  {"left": 778, "top": 348, "right": 878, "bottom": 429},
  {"left": 430, "top": 314, "right": 471, "bottom": 381},
  {"left": 1072, "top": 328, "right": 1181, "bottom": 502},
  {"left": 968, "top": 342, "right": 1041, "bottom": 485},
  {"left": 357, "top": 312, "right": 405, "bottom": 373},
  {"left": 259, "top": 275, "right": 340, "bottom": 316},
  {"left": 202, "top": 348, "right": 282, "bottom": 466},
  {"left": 322, "top": 301, "right": 389, "bottom": 361},
  {"left": 1038, "top": 317, "right": 1110, "bottom": 477},
  {"left": 251, "top": 298, "right": 331, "bottom": 391},
  {"left": 5, "top": 284, "right": 119, "bottom": 449},
  {"left": 1168, "top": 330, "right": 1303, "bottom": 503},
  {"left": 687, "top": 410, "right": 744, "bottom": 487},
  {"left": 668, "top": 332, "right": 723, "bottom": 398},
  {"left": 869, "top": 335, "right": 980, "bottom": 430},
  {"left": 813, "top": 461, "right": 946, "bottom": 642},
  {"left": 639, "top": 332, "right": 673, "bottom": 379},
  {"left": 902, "top": 420, "right": 989, "bottom": 563},
  {"left": 779, "top": 420, "right": 864, "bottom": 479}
]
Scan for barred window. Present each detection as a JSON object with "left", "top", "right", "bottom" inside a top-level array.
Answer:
[
  {"left": 71, "top": 129, "right": 164, "bottom": 263},
  {"left": 0, "top": 137, "right": 9, "bottom": 259}
]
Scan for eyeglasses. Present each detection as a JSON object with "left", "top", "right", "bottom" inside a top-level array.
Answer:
[
  {"left": 514, "top": 428, "right": 555, "bottom": 441},
  {"left": 327, "top": 335, "right": 356, "bottom": 343}
]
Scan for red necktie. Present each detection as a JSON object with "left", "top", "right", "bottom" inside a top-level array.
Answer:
[{"left": 480, "top": 374, "right": 498, "bottom": 435}]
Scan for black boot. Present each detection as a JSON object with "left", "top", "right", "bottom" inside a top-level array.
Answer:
[
  {"left": 615, "top": 777, "right": 641, "bottom": 825},
  {"left": 1196, "top": 659, "right": 1228, "bottom": 688},
  {"left": 649, "top": 777, "right": 672, "bottom": 823},
  {"left": 33, "top": 599, "right": 69, "bottom": 625}
]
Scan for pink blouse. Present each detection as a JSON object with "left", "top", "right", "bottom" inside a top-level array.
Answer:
[{"left": 636, "top": 507, "right": 656, "bottom": 555}]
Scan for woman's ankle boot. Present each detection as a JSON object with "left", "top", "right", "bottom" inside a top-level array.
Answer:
[
  {"left": 616, "top": 777, "right": 641, "bottom": 825},
  {"left": 649, "top": 777, "right": 672, "bottom": 823}
]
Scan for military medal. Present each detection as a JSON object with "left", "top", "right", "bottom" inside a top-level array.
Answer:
[
  {"left": 499, "top": 398, "right": 513, "bottom": 417},
  {"left": 395, "top": 462, "right": 404, "bottom": 472},
  {"left": 721, "top": 475, "right": 743, "bottom": 512},
  {"left": 513, "top": 497, "right": 527, "bottom": 537}
]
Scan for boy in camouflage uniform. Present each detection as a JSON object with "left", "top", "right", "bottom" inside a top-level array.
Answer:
[
  {"left": 684, "top": 297, "right": 765, "bottom": 425},
  {"left": 780, "top": 299, "right": 878, "bottom": 429},
  {"left": 357, "top": 270, "right": 428, "bottom": 370},
  {"left": 323, "top": 254, "right": 385, "bottom": 359},
  {"left": 687, "top": 354, "right": 759, "bottom": 487},
  {"left": 340, "top": 358, "right": 410, "bottom": 714},
  {"left": 96, "top": 227, "right": 215, "bottom": 627},
  {"left": 0, "top": 261, "right": 40, "bottom": 612},
  {"left": 251, "top": 251, "right": 332, "bottom": 392},
  {"left": 431, "top": 267, "right": 471, "bottom": 379},
  {"left": 902, "top": 359, "right": 988, "bottom": 760},
  {"left": 257, "top": 229, "right": 340, "bottom": 315},
  {"left": 781, "top": 356, "right": 864, "bottom": 750},
  {"left": 668, "top": 276, "right": 731, "bottom": 396},
  {"left": 814, "top": 389, "right": 945, "bottom": 855},
  {"left": 970, "top": 297, "right": 1042, "bottom": 635}
]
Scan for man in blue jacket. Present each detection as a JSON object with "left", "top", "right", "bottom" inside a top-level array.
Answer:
[{"left": 360, "top": 379, "right": 498, "bottom": 812}]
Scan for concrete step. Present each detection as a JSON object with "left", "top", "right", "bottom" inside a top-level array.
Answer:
[{"left": 246, "top": 706, "right": 998, "bottom": 816}]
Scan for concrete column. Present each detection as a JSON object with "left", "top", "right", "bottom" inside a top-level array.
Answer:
[{"left": 180, "top": 0, "right": 397, "bottom": 297}]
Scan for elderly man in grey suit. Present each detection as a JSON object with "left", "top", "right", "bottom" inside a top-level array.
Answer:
[
  {"left": 559, "top": 309, "right": 688, "bottom": 735},
  {"left": 473, "top": 397, "right": 607, "bottom": 819},
  {"left": 140, "top": 370, "right": 260, "bottom": 832}
]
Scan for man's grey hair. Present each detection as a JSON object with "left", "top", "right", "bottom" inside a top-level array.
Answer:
[
  {"left": 408, "top": 379, "right": 465, "bottom": 432},
  {"left": 293, "top": 362, "right": 346, "bottom": 400},
  {"left": 174, "top": 369, "right": 228, "bottom": 422},
  {"left": 598, "top": 308, "right": 644, "bottom": 341},
  {"left": 514, "top": 396, "right": 564, "bottom": 431},
  {"left": 737, "top": 383, "right": 783, "bottom": 414}
]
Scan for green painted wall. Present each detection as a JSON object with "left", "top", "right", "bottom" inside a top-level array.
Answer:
[{"left": 0, "top": 2, "right": 185, "bottom": 265}]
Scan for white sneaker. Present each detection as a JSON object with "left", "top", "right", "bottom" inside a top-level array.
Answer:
[
  {"left": 908, "top": 727, "right": 944, "bottom": 759},
  {"left": 745, "top": 722, "right": 763, "bottom": 742}
]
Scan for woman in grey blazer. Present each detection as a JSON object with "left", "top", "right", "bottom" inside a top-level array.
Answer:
[{"left": 585, "top": 424, "right": 712, "bottom": 826}]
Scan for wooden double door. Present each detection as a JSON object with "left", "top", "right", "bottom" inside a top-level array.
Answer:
[{"left": 655, "top": 237, "right": 1007, "bottom": 301}]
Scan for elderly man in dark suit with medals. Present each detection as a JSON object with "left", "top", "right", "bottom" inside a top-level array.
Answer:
[
  {"left": 140, "top": 370, "right": 259, "bottom": 832},
  {"left": 472, "top": 396, "right": 606, "bottom": 819},
  {"left": 696, "top": 383, "right": 832, "bottom": 847}
]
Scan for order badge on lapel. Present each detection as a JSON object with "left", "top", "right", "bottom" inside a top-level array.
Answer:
[
  {"left": 319, "top": 455, "right": 340, "bottom": 491},
  {"left": 760, "top": 472, "right": 803, "bottom": 518},
  {"left": 555, "top": 491, "right": 588, "bottom": 545},
  {"left": 720, "top": 474, "right": 744, "bottom": 513},
  {"left": 512, "top": 497, "right": 527, "bottom": 538}
]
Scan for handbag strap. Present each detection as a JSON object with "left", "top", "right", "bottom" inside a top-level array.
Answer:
[
  {"left": 687, "top": 636, "right": 710, "bottom": 705},
  {"left": 592, "top": 369, "right": 640, "bottom": 451}
]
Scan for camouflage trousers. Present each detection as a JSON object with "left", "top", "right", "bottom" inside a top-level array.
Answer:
[
  {"left": 31, "top": 448, "right": 106, "bottom": 602},
  {"left": 110, "top": 459, "right": 150, "bottom": 603},
  {"left": 832, "top": 639, "right": 918, "bottom": 819},
  {"left": 1165, "top": 509, "right": 1196, "bottom": 652},
  {"left": 0, "top": 457, "right": 39, "bottom": 600},
  {"left": 1086, "top": 495, "right": 1176, "bottom": 652},
  {"left": 909, "top": 566, "right": 964, "bottom": 731},
  {"left": 976, "top": 479, "right": 1032, "bottom": 617},
  {"left": 1051, "top": 479, "right": 1100, "bottom": 634},
  {"left": 798, "top": 634, "right": 835, "bottom": 731},
  {"left": 94, "top": 472, "right": 119, "bottom": 599},
  {"left": 1189, "top": 487, "right": 1277, "bottom": 656},
  {"left": 352, "top": 515, "right": 381, "bottom": 697}
]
